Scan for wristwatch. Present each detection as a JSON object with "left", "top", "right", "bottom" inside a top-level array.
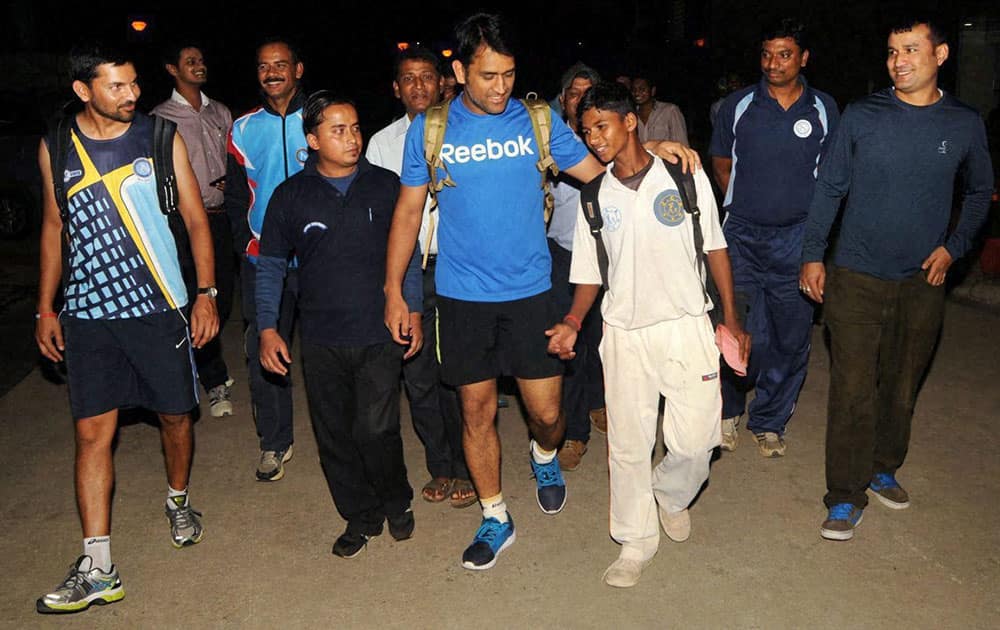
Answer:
[{"left": 197, "top": 286, "right": 218, "bottom": 298}]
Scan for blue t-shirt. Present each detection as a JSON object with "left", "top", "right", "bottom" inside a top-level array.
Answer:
[
  {"left": 710, "top": 78, "right": 839, "bottom": 226},
  {"left": 401, "top": 97, "right": 590, "bottom": 301}
]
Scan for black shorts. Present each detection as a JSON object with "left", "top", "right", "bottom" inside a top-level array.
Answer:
[
  {"left": 436, "top": 291, "right": 563, "bottom": 387},
  {"left": 63, "top": 310, "right": 198, "bottom": 420}
]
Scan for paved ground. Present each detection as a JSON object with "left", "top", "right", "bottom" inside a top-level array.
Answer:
[{"left": 1, "top": 292, "right": 998, "bottom": 628}]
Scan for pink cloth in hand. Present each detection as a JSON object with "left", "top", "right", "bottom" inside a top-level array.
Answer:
[{"left": 715, "top": 324, "right": 747, "bottom": 376}]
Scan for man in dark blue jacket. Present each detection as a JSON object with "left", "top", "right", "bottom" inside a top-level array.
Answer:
[
  {"left": 800, "top": 17, "right": 993, "bottom": 541},
  {"left": 256, "top": 91, "right": 423, "bottom": 559}
]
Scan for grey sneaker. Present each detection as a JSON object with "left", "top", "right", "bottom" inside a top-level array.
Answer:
[
  {"left": 256, "top": 445, "right": 294, "bottom": 481},
  {"left": 166, "top": 494, "right": 204, "bottom": 548},
  {"left": 721, "top": 416, "right": 739, "bottom": 451},
  {"left": 754, "top": 431, "right": 786, "bottom": 458},
  {"left": 207, "top": 378, "right": 235, "bottom": 417},
  {"left": 36, "top": 555, "right": 124, "bottom": 614}
]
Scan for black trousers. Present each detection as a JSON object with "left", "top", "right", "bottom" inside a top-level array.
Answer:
[
  {"left": 193, "top": 211, "right": 236, "bottom": 390},
  {"left": 823, "top": 266, "right": 944, "bottom": 509},
  {"left": 301, "top": 340, "right": 413, "bottom": 535},
  {"left": 402, "top": 258, "right": 468, "bottom": 480}
]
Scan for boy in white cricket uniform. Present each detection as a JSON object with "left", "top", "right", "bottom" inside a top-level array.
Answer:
[{"left": 546, "top": 82, "right": 749, "bottom": 588}]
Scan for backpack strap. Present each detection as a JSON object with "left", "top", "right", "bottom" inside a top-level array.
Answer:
[
  {"left": 47, "top": 114, "right": 74, "bottom": 223},
  {"left": 423, "top": 99, "right": 455, "bottom": 196},
  {"left": 152, "top": 115, "right": 179, "bottom": 215},
  {"left": 661, "top": 158, "right": 710, "bottom": 306},
  {"left": 521, "top": 94, "right": 559, "bottom": 223},
  {"left": 579, "top": 172, "right": 609, "bottom": 290}
]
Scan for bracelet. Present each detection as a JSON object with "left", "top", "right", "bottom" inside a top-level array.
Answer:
[
  {"left": 563, "top": 314, "right": 582, "bottom": 332},
  {"left": 35, "top": 312, "right": 57, "bottom": 320}
]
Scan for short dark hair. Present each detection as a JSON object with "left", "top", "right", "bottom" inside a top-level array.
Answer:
[
  {"left": 455, "top": 12, "right": 518, "bottom": 67},
  {"left": 302, "top": 90, "right": 354, "bottom": 137},
  {"left": 560, "top": 62, "right": 601, "bottom": 94},
  {"left": 578, "top": 81, "right": 636, "bottom": 119},
  {"left": 761, "top": 18, "right": 808, "bottom": 53},
  {"left": 256, "top": 36, "right": 300, "bottom": 65},
  {"left": 889, "top": 17, "right": 947, "bottom": 46},
  {"left": 393, "top": 46, "right": 440, "bottom": 81},
  {"left": 630, "top": 73, "right": 656, "bottom": 89},
  {"left": 69, "top": 44, "right": 132, "bottom": 84},
  {"left": 162, "top": 42, "right": 203, "bottom": 68}
]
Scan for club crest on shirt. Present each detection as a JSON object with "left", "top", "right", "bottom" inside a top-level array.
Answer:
[
  {"left": 793, "top": 119, "right": 812, "bottom": 138},
  {"left": 132, "top": 157, "right": 153, "bottom": 179},
  {"left": 602, "top": 206, "right": 622, "bottom": 232},
  {"left": 653, "top": 189, "right": 685, "bottom": 227}
]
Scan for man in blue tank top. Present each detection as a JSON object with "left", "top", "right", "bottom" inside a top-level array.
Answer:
[{"left": 34, "top": 45, "right": 219, "bottom": 613}]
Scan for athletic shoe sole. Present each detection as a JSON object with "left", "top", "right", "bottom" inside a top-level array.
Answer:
[
  {"left": 820, "top": 514, "right": 863, "bottom": 541},
  {"left": 256, "top": 446, "right": 294, "bottom": 482},
  {"left": 210, "top": 402, "right": 233, "bottom": 417},
  {"left": 168, "top": 526, "right": 204, "bottom": 549},
  {"left": 868, "top": 489, "right": 910, "bottom": 510},
  {"left": 36, "top": 586, "right": 125, "bottom": 614},
  {"left": 461, "top": 530, "right": 516, "bottom": 571}
]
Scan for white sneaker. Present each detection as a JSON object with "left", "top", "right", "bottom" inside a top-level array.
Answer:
[
  {"left": 721, "top": 416, "right": 739, "bottom": 451},
  {"left": 207, "top": 378, "right": 235, "bottom": 418},
  {"left": 602, "top": 556, "right": 652, "bottom": 588},
  {"left": 658, "top": 507, "right": 691, "bottom": 542}
]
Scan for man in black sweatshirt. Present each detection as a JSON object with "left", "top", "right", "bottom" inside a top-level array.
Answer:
[
  {"left": 255, "top": 91, "right": 424, "bottom": 558},
  {"left": 800, "top": 17, "right": 993, "bottom": 542}
]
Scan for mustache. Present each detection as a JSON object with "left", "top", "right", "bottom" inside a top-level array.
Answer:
[{"left": 120, "top": 101, "right": 136, "bottom": 108}]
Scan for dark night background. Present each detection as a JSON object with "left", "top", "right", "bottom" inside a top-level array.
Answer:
[{"left": 3, "top": 0, "right": 997, "bottom": 153}]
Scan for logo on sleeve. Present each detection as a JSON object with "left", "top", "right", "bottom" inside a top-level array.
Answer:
[
  {"left": 654, "top": 190, "right": 685, "bottom": 227},
  {"left": 793, "top": 119, "right": 812, "bottom": 138}
]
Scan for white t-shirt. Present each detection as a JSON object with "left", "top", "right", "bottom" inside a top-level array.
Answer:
[{"left": 570, "top": 154, "right": 727, "bottom": 330}]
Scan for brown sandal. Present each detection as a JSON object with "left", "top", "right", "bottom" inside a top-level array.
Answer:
[
  {"left": 421, "top": 477, "right": 453, "bottom": 503},
  {"left": 450, "top": 478, "right": 478, "bottom": 509}
]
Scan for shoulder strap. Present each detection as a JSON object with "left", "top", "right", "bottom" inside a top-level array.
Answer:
[
  {"left": 580, "top": 172, "right": 609, "bottom": 290},
  {"left": 48, "top": 115, "right": 73, "bottom": 222},
  {"left": 423, "top": 99, "right": 455, "bottom": 197},
  {"left": 661, "top": 158, "right": 710, "bottom": 305},
  {"left": 152, "top": 115, "right": 179, "bottom": 215},
  {"left": 521, "top": 95, "right": 559, "bottom": 223}
]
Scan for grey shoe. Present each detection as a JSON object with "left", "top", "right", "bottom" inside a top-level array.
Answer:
[
  {"left": 207, "top": 378, "right": 235, "bottom": 417},
  {"left": 166, "top": 494, "right": 204, "bottom": 548},
  {"left": 256, "top": 445, "right": 294, "bottom": 481},
  {"left": 721, "top": 416, "right": 739, "bottom": 451},
  {"left": 754, "top": 431, "right": 786, "bottom": 458},
  {"left": 36, "top": 555, "right": 124, "bottom": 614}
]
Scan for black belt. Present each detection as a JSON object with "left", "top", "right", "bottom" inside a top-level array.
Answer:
[{"left": 205, "top": 204, "right": 225, "bottom": 213}]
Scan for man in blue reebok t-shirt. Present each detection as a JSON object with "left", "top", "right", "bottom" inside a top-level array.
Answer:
[{"left": 384, "top": 12, "right": 697, "bottom": 571}]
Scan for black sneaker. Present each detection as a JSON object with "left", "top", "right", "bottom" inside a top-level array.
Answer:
[
  {"left": 332, "top": 531, "right": 371, "bottom": 559},
  {"left": 387, "top": 509, "right": 415, "bottom": 541}
]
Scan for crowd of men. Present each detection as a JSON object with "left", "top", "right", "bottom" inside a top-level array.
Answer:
[{"left": 30, "top": 10, "right": 993, "bottom": 613}]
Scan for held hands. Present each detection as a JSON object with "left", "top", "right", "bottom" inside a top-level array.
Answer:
[
  {"left": 545, "top": 322, "right": 578, "bottom": 360},
  {"left": 190, "top": 294, "right": 219, "bottom": 348},
  {"left": 259, "top": 328, "right": 290, "bottom": 376},
  {"left": 921, "top": 246, "right": 953, "bottom": 286},
  {"left": 799, "top": 262, "right": 826, "bottom": 304}
]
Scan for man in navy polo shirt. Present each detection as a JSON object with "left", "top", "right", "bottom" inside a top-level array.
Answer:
[{"left": 709, "top": 18, "right": 839, "bottom": 458}]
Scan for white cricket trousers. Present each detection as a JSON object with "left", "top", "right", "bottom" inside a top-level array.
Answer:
[{"left": 601, "top": 314, "right": 721, "bottom": 561}]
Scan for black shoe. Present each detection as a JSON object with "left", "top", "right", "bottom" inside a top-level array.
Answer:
[
  {"left": 387, "top": 509, "right": 415, "bottom": 541},
  {"left": 332, "top": 531, "right": 371, "bottom": 558}
]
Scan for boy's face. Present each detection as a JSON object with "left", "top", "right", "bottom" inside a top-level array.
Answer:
[{"left": 580, "top": 107, "right": 635, "bottom": 164}]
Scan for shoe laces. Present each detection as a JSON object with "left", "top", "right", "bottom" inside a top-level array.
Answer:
[
  {"left": 532, "top": 458, "right": 563, "bottom": 487},
  {"left": 828, "top": 503, "right": 856, "bottom": 520},
  {"left": 168, "top": 504, "right": 202, "bottom": 530},
  {"left": 208, "top": 384, "right": 231, "bottom": 403},
  {"left": 473, "top": 518, "right": 505, "bottom": 545},
  {"left": 872, "top": 473, "right": 899, "bottom": 489}
]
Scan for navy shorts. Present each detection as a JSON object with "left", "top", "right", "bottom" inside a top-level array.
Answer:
[
  {"left": 436, "top": 290, "right": 563, "bottom": 387},
  {"left": 63, "top": 310, "right": 198, "bottom": 420}
]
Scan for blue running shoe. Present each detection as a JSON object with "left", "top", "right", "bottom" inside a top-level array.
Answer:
[
  {"left": 820, "top": 503, "right": 864, "bottom": 541},
  {"left": 869, "top": 473, "right": 910, "bottom": 510},
  {"left": 531, "top": 453, "right": 567, "bottom": 514},
  {"left": 462, "top": 515, "right": 516, "bottom": 570}
]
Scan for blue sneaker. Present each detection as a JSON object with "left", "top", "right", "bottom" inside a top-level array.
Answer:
[
  {"left": 820, "top": 503, "right": 864, "bottom": 541},
  {"left": 461, "top": 515, "right": 516, "bottom": 570},
  {"left": 531, "top": 452, "right": 567, "bottom": 514},
  {"left": 869, "top": 473, "right": 910, "bottom": 510}
]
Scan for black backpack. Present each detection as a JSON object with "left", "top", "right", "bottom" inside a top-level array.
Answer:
[
  {"left": 48, "top": 114, "right": 197, "bottom": 301},
  {"left": 579, "top": 158, "right": 725, "bottom": 325}
]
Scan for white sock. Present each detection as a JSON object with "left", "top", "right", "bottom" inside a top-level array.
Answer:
[
  {"left": 167, "top": 485, "right": 188, "bottom": 510},
  {"left": 480, "top": 493, "right": 509, "bottom": 523},
  {"left": 531, "top": 439, "right": 556, "bottom": 464},
  {"left": 83, "top": 535, "right": 112, "bottom": 573}
]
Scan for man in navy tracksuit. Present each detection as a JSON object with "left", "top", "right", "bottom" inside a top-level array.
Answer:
[
  {"left": 710, "top": 18, "right": 839, "bottom": 457},
  {"left": 255, "top": 91, "right": 423, "bottom": 558}
]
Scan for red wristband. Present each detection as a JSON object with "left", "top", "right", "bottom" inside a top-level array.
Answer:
[
  {"left": 35, "top": 312, "right": 57, "bottom": 320},
  {"left": 563, "top": 314, "right": 582, "bottom": 332}
]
